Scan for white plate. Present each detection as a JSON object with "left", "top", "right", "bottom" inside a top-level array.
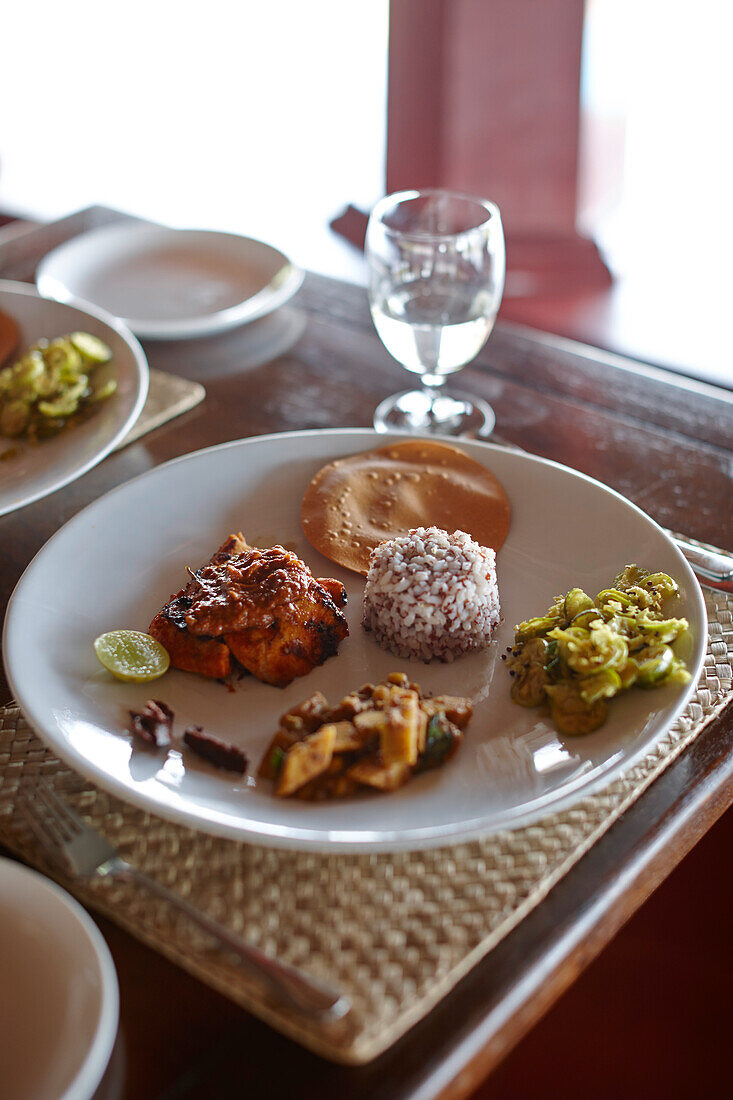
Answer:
[
  {"left": 0, "top": 281, "right": 148, "bottom": 518},
  {"left": 0, "top": 857, "right": 119, "bottom": 1100},
  {"left": 3, "top": 429, "right": 706, "bottom": 852},
  {"left": 36, "top": 224, "right": 305, "bottom": 339}
]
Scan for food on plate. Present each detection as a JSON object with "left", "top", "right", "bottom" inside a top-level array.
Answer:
[
  {"left": 258, "top": 672, "right": 472, "bottom": 799},
  {"left": 301, "top": 439, "right": 510, "bottom": 574},
  {"left": 0, "top": 308, "right": 19, "bottom": 367},
  {"left": 362, "top": 526, "right": 500, "bottom": 662},
  {"left": 126, "top": 699, "right": 248, "bottom": 773},
  {"left": 94, "top": 629, "right": 171, "bottom": 682},
  {"left": 149, "top": 533, "right": 348, "bottom": 687},
  {"left": 128, "top": 700, "right": 173, "bottom": 747},
  {"left": 0, "top": 331, "right": 116, "bottom": 441},
  {"left": 183, "top": 726, "right": 248, "bottom": 773},
  {"left": 504, "top": 564, "right": 691, "bottom": 735}
]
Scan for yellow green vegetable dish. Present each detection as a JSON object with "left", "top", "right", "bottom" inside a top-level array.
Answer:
[
  {"left": 505, "top": 564, "right": 691, "bottom": 735},
  {"left": 0, "top": 331, "right": 116, "bottom": 442}
]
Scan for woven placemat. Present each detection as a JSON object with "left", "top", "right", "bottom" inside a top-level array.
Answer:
[
  {"left": 119, "top": 367, "right": 205, "bottom": 448},
  {"left": 0, "top": 588, "right": 730, "bottom": 1064}
]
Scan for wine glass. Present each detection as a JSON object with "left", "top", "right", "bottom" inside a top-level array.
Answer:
[{"left": 366, "top": 189, "right": 505, "bottom": 437}]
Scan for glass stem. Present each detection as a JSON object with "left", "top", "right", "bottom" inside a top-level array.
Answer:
[{"left": 421, "top": 372, "right": 446, "bottom": 396}]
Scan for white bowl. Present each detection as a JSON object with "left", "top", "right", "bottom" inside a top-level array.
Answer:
[{"left": 0, "top": 857, "right": 119, "bottom": 1100}]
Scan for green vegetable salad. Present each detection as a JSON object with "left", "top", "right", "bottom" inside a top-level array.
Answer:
[
  {"left": 0, "top": 331, "right": 116, "bottom": 442},
  {"left": 505, "top": 564, "right": 691, "bottom": 735}
]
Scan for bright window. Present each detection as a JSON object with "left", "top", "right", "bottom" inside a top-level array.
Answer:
[{"left": 0, "top": 1, "right": 388, "bottom": 282}]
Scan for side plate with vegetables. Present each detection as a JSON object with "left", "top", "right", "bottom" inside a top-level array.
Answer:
[{"left": 0, "top": 281, "right": 148, "bottom": 517}]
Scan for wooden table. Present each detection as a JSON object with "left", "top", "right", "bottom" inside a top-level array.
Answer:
[{"left": 1, "top": 211, "right": 732, "bottom": 1100}]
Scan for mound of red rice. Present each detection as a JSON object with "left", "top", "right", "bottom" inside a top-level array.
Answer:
[{"left": 362, "top": 527, "right": 500, "bottom": 662}]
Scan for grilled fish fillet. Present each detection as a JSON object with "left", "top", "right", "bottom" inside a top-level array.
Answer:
[
  {"left": 149, "top": 534, "right": 348, "bottom": 686},
  {"left": 148, "top": 533, "right": 248, "bottom": 679}
]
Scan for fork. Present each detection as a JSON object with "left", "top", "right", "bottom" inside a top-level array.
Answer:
[{"left": 17, "top": 781, "right": 349, "bottom": 1021}]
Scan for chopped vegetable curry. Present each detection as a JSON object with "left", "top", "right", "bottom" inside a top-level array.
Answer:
[{"left": 258, "top": 672, "right": 473, "bottom": 799}]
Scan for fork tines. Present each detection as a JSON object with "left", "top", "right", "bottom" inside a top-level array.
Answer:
[{"left": 16, "top": 779, "right": 81, "bottom": 864}]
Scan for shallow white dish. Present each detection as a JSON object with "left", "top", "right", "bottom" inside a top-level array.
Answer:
[
  {"left": 0, "top": 281, "right": 148, "bottom": 518},
  {"left": 0, "top": 857, "right": 119, "bottom": 1100},
  {"left": 3, "top": 429, "right": 706, "bottom": 852},
  {"left": 36, "top": 224, "right": 305, "bottom": 339}
]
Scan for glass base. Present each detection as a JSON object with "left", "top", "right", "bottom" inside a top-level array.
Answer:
[{"left": 373, "top": 388, "right": 496, "bottom": 439}]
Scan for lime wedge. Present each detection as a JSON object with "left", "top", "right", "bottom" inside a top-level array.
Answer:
[{"left": 94, "top": 630, "right": 170, "bottom": 682}]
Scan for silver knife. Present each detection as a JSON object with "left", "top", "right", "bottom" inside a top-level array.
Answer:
[{"left": 664, "top": 533, "right": 733, "bottom": 592}]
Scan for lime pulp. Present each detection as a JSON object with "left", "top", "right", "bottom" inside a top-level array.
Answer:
[{"left": 94, "top": 630, "right": 170, "bottom": 682}]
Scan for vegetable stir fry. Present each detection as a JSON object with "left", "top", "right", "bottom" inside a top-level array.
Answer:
[
  {"left": 505, "top": 565, "right": 691, "bottom": 735},
  {"left": 0, "top": 331, "right": 116, "bottom": 441},
  {"left": 259, "top": 672, "right": 472, "bottom": 799}
]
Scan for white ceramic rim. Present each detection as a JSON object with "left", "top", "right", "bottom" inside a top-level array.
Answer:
[
  {"left": 2, "top": 429, "right": 707, "bottom": 851},
  {"left": 0, "top": 279, "right": 149, "bottom": 517},
  {"left": 36, "top": 224, "right": 306, "bottom": 339},
  {"left": 0, "top": 857, "right": 119, "bottom": 1100}
]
